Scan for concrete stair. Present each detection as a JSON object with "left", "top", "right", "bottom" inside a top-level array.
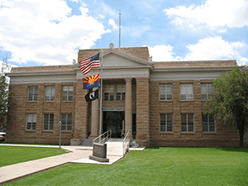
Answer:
[{"left": 81, "top": 139, "right": 93, "bottom": 146}]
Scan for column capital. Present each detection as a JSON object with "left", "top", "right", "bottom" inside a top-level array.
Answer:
[{"left": 125, "top": 77, "right": 132, "bottom": 82}]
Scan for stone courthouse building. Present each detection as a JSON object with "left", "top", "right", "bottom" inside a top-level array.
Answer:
[{"left": 5, "top": 44, "right": 246, "bottom": 147}]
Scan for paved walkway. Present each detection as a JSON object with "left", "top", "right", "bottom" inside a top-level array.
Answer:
[
  {"left": 0, "top": 144, "right": 145, "bottom": 184},
  {"left": 0, "top": 144, "right": 124, "bottom": 185}
]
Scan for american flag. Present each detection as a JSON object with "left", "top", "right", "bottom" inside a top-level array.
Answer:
[{"left": 79, "top": 53, "right": 100, "bottom": 75}]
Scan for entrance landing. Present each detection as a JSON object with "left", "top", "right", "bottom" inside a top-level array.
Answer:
[{"left": 106, "top": 138, "right": 128, "bottom": 156}]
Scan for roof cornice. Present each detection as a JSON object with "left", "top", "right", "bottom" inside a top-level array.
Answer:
[
  {"left": 153, "top": 66, "right": 236, "bottom": 72},
  {"left": 6, "top": 70, "right": 76, "bottom": 77}
]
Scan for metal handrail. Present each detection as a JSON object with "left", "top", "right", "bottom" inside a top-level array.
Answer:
[
  {"left": 123, "top": 131, "right": 130, "bottom": 155},
  {"left": 93, "top": 130, "right": 112, "bottom": 144}
]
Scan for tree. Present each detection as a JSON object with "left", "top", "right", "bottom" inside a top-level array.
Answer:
[
  {"left": 0, "top": 75, "right": 12, "bottom": 127},
  {"left": 204, "top": 66, "right": 248, "bottom": 147}
]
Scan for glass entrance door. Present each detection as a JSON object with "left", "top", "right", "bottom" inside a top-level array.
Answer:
[{"left": 103, "top": 111, "right": 125, "bottom": 138}]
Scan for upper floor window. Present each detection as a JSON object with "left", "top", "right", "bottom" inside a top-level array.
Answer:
[
  {"left": 45, "top": 86, "right": 55, "bottom": 101},
  {"left": 104, "top": 85, "right": 114, "bottom": 101},
  {"left": 181, "top": 113, "right": 194, "bottom": 132},
  {"left": 62, "top": 86, "right": 73, "bottom": 101},
  {"left": 159, "top": 84, "right": 172, "bottom": 100},
  {"left": 202, "top": 114, "right": 215, "bottom": 132},
  {"left": 160, "top": 113, "right": 173, "bottom": 132},
  {"left": 116, "top": 85, "right": 125, "bottom": 101},
  {"left": 61, "top": 113, "right": 72, "bottom": 131},
  {"left": 43, "top": 113, "right": 54, "bottom": 130},
  {"left": 28, "top": 86, "right": 38, "bottom": 101},
  {"left": 180, "top": 84, "right": 193, "bottom": 100},
  {"left": 201, "top": 83, "right": 213, "bottom": 100},
  {"left": 26, "top": 113, "right": 36, "bottom": 130}
]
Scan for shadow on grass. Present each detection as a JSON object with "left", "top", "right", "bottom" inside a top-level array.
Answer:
[
  {"left": 218, "top": 147, "right": 248, "bottom": 153},
  {"left": 147, "top": 146, "right": 248, "bottom": 153}
]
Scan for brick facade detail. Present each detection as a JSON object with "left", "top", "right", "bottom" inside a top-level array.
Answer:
[{"left": 149, "top": 80, "right": 240, "bottom": 147}]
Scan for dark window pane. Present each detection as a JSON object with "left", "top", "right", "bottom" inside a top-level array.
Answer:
[
  {"left": 160, "top": 125, "right": 165, "bottom": 131},
  {"left": 167, "top": 125, "right": 173, "bottom": 132},
  {"left": 181, "top": 94, "right": 186, "bottom": 100},
  {"left": 122, "top": 93, "right": 125, "bottom": 100},
  {"left": 167, "top": 94, "right": 172, "bottom": 100}
]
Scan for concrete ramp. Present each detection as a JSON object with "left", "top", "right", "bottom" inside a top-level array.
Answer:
[{"left": 106, "top": 138, "right": 125, "bottom": 156}]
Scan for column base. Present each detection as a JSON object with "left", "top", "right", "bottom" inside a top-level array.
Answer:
[
  {"left": 70, "top": 138, "right": 82, "bottom": 146},
  {"left": 88, "top": 134, "right": 98, "bottom": 139}
]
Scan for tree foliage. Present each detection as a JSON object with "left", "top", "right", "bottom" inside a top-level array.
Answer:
[
  {"left": 0, "top": 75, "right": 12, "bottom": 127},
  {"left": 204, "top": 66, "right": 248, "bottom": 147}
]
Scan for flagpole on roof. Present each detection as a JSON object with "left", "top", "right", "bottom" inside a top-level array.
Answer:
[{"left": 99, "top": 49, "right": 103, "bottom": 135}]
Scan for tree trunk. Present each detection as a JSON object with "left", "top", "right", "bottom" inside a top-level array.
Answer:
[{"left": 238, "top": 124, "right": 244, "bottom": 148}]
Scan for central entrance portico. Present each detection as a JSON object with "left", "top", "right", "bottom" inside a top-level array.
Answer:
[{"left": 103, "top": 111, "right": 125, "bottom": 138}]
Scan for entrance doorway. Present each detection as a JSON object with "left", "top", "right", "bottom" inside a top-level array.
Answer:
[{"left": 103, "top": 111, "right": 125, "bottom": 138}]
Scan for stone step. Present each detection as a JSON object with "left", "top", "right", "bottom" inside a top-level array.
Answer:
[{"left": 81, "top": 139, "right": 93, "bottom": 146}]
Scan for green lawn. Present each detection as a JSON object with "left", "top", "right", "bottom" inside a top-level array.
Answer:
[
  {"left": 5, "top": 147, "right": 248, "bottom": 186},
  {"left": 0, "top": 146, "right": 68, "bottom": 167}
]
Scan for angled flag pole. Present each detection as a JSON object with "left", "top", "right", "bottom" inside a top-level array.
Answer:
[{"left": 99, "top": 49, "right": 103, "bottom": 135}]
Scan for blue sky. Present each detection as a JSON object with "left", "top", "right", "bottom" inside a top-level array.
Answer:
[{"left": 0, "top": 0, "right": 247, "bottom": 70}]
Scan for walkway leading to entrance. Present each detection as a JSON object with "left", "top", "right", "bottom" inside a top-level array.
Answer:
[{"left": 0, "top": 144, "right": 123, "bottom": 184}]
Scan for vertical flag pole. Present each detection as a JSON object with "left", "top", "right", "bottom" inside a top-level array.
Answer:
[{"left": 99, "top": 49, "right": 103, "bottom": 135}]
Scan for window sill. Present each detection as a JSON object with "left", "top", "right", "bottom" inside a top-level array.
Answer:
[
  {"left": 160, "top": 132, "right": 173, "bottom": 134},
  {"left": 44, "top": 101, "right": 55, "bottom": 102},
  {"left": 61, "top": 131, "right": 72, "bottom": 133},
  {"left": 42, "top": 130, "right": 53, "bottom": 133},
  {"left": 159, "top": 100, "right": 173, "bottom": 102},
  {"left": 27, "top": 101, "right": 38, "bottom": 103},
  {"left": 181, "top": 132, "right": 195, "bottom": 134},
  {"left": 180, "top": 100, "right": 194, "bottom": 102},
  {"left": 202, "top": 132, "right": 216, "bottom": 134},
  {"left": 61, "top": 101, "right": 73, "bottom": 103}
]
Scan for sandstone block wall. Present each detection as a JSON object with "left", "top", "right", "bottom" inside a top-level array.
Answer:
[
  {"left": 149, "top": 80, "right": 240, "bottom": 147},
  {"left": 5, "top": 82, "right": 78, "bottom": 145}
]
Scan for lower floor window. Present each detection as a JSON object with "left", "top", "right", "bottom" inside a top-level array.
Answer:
[
  {"left": 202, "top": 114, "right": 215, "bottom": 132},
  {"left": 26, "top": 114, "right": 36, "bottom": 130},
  {"left": 181, "top": 113, "right": 194, "bottom": 132},
  {"left": 160, "top": 114, "right": 173, "bottom": 132},
  {"left": 61, "top": 113, "right": 72, "bottom": 131},
  {"left": 43, "top": 114, "right": 54, "bottom": 130}
]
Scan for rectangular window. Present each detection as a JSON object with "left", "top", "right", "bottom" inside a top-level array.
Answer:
[
  {"left": 62, "top": 86, "right": 73, "bottom": 101},
  {"left": 159, "top": 84, "right": 173, "bottom": 100},
  {"left": 43, "top": 114, "right": 54, "bottom": 130},
  {"left": 28, "top": 86, "right": 38, "bottom": 101},
  {"left": 201, "top": 83, "right": 213, "bottom": 100},
  {"left": 116, "top": 85, "right": 126, "bottom": 101},
  {"left": 180, "top": 84, "right": 193, "bottom": 100},
  {"left": 45, "top": 86, "right": 55, "bottom": 101},
  {"left": 61, "top": 113, "right": 72, "bottom": 131},
  {"left": 160, "top": 114, "right": 173, "bottom": 132},
  {"left": 181, "top": 113, "right": 194, "bottom": 132},
  {"left": 104, "top": 85, "right": 114, "bottom": 101},
  {"left": 202, "top": 114, "right": 215, "bottom": 132},
  {"left": 26, "top": 114, "right": 36, "bottom": 130}
]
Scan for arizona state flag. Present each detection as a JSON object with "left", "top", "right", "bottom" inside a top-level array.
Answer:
[
  {"left": 85, "top": 89, "right": 99, "bottom": 102},
  {"left": 83, "top": 74, "right": 100, "bottom": 89}
]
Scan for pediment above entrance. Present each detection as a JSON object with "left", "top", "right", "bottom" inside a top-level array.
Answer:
[{"left": 102, "top": 53, "right": 150, "bottom": 68}]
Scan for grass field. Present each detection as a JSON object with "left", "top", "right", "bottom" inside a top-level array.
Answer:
[
  {"left": 5, "top": 147, "right": 248, "bottom": 186},
  {"left": 0, "top": 146, "right": 67, "bottom": 167}
]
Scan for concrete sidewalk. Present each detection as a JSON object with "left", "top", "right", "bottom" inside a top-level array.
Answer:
[{"left": 0, "top": 145, "right": 124, "bottom": 185}]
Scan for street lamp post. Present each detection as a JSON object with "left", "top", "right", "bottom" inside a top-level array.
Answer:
[{"left": 59, "top": 121, "right": 61, "bottom": 149}]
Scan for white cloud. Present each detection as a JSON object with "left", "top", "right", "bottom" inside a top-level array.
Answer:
[
  {"left": 184, "top": 36, "right": 248, "bottom": 65},
  {"left": 164, "top": 0, "right": 248, "bottom": 30},
  {"left": 108, "top": 19, "right": 118, "bottom": 30},
  {"left": 0, "top": 0, "right": 109, "bottom": 65},
  {"left": 149, "top": 45, "right": 181, "bottom": 61}
]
